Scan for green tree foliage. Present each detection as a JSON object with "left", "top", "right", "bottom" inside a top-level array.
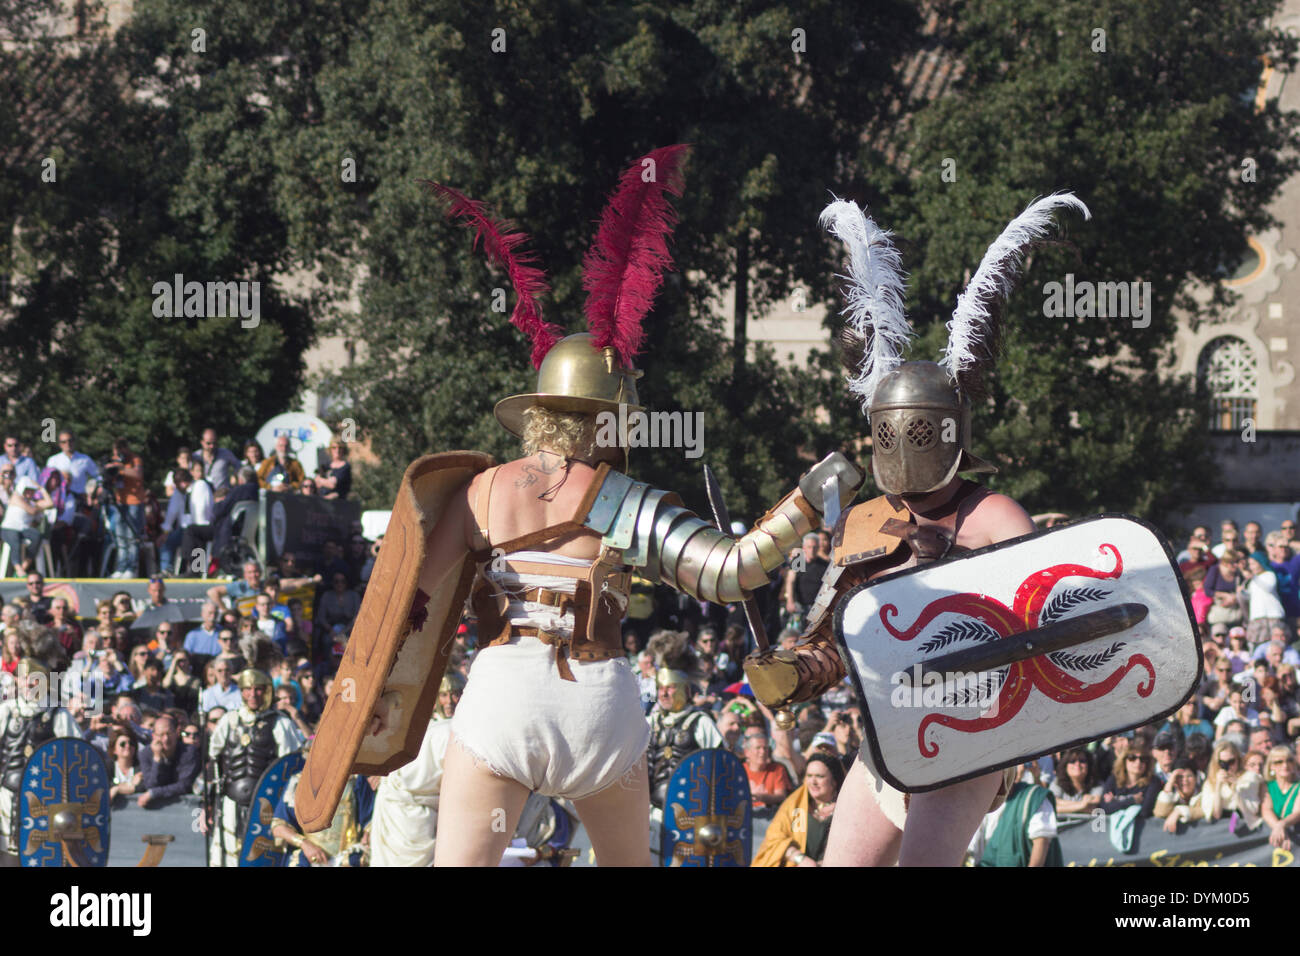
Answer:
[
  {"left": 283, "top": 0, "right": 920, "bottom": 516},
  {"left": 0, "top": 0, "right": 318, "bottom": 467},
  {"left": 849, "top": 0, "right": 1298, "bottom": 518}
]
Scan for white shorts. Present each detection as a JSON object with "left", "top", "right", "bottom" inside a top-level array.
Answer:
[{"left": 452, "top": 636, "right": 649, "bottom": 801}]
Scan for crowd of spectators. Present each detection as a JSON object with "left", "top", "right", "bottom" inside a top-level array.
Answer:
[
  {"left": 0, "top": 428, "right": 353, "bottom": 579},
  {"left": 2, "top": 540, "right": 372, "bottom": 816},
  {"left": 8, "top": 472, "right": 1300, "bottom": 868}
]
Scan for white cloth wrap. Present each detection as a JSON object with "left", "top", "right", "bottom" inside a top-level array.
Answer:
[
  {"left": 452, "top": 553, "right": 647, "bottom": 801},
  {"left": 370, "top": 717, "right": 454, "bottom": 867}
]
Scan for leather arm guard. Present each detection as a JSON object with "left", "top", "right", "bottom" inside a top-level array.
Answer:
[{"left": 581, "top": 452, "right": 863, "bottom": 604}]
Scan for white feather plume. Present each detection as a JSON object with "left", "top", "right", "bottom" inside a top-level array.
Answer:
[
  {"left": 820, "top": 198, "right": 912, "bottom": 410},
  {"left": 942, "top": 192, "right": 1091, "bottom": 385}
]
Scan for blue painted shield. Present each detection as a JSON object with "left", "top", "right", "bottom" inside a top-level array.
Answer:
[
  {"left": 19, "top": 738, "right": 111, "bottom": 868},
  {"left": 660, "top": 748, "right": 751, "bottom": 867},
  {"left": 238, "top": 752, "right": 305, "bottom": 867}
]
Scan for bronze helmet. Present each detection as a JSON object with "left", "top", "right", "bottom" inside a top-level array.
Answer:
[
  {"left": 236, "top": 668, "right": 273, "bottom": 711},
  {"left": 868, "top": 361, "right": 996, "bottom": 496},
  {"left": 494, "top": 332, "right": 643, "bottom": 439}
]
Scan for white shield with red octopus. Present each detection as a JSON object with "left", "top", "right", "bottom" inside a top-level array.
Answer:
[{"left": 834, "top": 515, "right": 1201, "bottom": 792}]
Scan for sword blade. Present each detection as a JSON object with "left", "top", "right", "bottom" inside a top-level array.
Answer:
[
  {"left": 702, "top": 465, "right": 771, "bottom": 652},
  {"left": 916, "top": 603, "right": 1149, "bottom": 679}
]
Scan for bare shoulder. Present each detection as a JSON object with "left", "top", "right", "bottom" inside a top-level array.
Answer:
[{"left": 968, "top": 490, "right": 1037, "bottom": 545}]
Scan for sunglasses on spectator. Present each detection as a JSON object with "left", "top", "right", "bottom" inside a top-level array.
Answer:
[{"left": 1126, "top": 754, "right": 1149, "bottom": 762}]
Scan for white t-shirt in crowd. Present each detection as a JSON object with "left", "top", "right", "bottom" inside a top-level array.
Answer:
[
  {"left": 188, "top": 478, "right": 215, "bottom": 526},
  {"left": 1246, "top": 571, "right": 1286, "bottom": 621},
  {"left": 45, "top": 451, "right": 100, "bottom": 496},
  {"left": 2, "top": 477, "right": 42, "bottom": 531}
]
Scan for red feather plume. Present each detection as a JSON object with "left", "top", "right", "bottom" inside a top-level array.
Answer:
[
  {"left": 582, "top": 144, "right": 691, "bottom": 367},
  {"left": 418, "top": 180, "right": 562, "bottom": 369}
]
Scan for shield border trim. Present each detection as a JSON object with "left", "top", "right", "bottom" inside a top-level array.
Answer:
[{"left": 833, "top": 512, "right": 1203, "bottom": 794}]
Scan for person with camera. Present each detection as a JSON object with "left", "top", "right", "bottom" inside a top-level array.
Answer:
[
  {"left": 1154, "top": 760, "right": 1205, "bottom": 833},
  {"left": 256, "top": 435, "right": 304, "bottom": 493}
]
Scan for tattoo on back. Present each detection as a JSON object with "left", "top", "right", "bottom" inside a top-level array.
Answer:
[{"left": 515, "top": 452, "right": 571, "bottom": 500}]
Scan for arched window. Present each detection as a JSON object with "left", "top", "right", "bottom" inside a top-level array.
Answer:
[{"left": 1198, "top": 336, "right": 1258, "bottom": 431}]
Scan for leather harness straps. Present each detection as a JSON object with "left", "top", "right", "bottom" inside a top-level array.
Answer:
[{"left": 467, "top": 461, "right": 629, "bottom": 681}]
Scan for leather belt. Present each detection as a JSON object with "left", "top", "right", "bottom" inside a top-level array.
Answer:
[{"left": 514, "top": 625, "right": 578, "bottom": 681}]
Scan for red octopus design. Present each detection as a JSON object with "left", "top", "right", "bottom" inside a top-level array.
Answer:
[{"left": 878, "top": 544, "right": 1155, "bottom": 758}]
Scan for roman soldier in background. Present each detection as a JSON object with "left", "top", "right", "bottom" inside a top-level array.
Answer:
[
  {"left": 0, "top": 659, "right": 79, "bottom": 864},
  {"left": 646, "top": 631, "right": 723, "bottom": 809},
  {"left": 204, "top": 668, "right": 304, "bottom": 866}
]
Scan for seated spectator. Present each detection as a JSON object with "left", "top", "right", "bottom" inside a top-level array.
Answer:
[
  {"left": 47, "top": 597, "right": 82, "bottom": 658},
  {"left": 1199, "top": 653, "right": 1233, "bottom": 721},
  {"left": 1224, "top": 627, "right": 1252, "bottom": 675},
  {"left": 183, "top": 601, "right": 222, "bottom": 659},
  {"left": 1215, "top": 687, "right": 1259, "bottom": 738},
  {"left": 214, "top": 627, "right": 247, "bottom": 673},
  {"left": 251, "top": 593, "right": 288, "bottom": 652},
  {"left": 751, "top": 753, "right": 842, "bottom": 867},
  {"left": 126, "top": 645, "right": 152, "bottom": 686},
  {"left": 742, "top": 726, "right": 793, "bottom": 815},
  {"left": 1197, "top": 740, "right": 1262, "bottom": 831},
  {"left": 1, "top": 628, "right": 20, "bottom": 675},
  {"left": 132, "top": 658, "right": 174, "bottom": 713},
  {"left": 1101, "top": 738, "right": 1161, "bottom": 816},
  {"left": 145, "top": 621, "right": 183, "bottom": 670},
  {"left": 715, "top": 708, "right": 744, "bottom": 756},
  {"left": 315, "top": 441, "right": 351, "bottom": 499},
  {"left": 318, "top": 572, "right": 361, "bottom": 636},
  {"left": 283, "top": 597, "right": 312, "bottom": 651},
  {"left": 107, "top": 727, "right": 142, "bottom": 802},
  {"left": 87, "top": 695, "right": 150, "bottom": 752},
  {"left": 300, "top": 478, "right": 317, "bottom": 496},
  {"left": 162, "top": 651, "right": 200, "bottom": 716},
  {"left": 1252, "top": 633, "right": 1300, "bottom": 668},
  {"left": 296, "top": 664, "right": 324, "bottom": 725},
  {"left": 110, "top": 591, "right": 135, "bottom": 623},
  {"left": 1051, "top": 747, "right": 1103, "bottom": 813},
  {"left": 199, "top": 658, "right": 240, "bottom": 714},
  {"left": 207, "top": 559, "right": 265, "bottom": 611},
  {"left": 135, "top": 714, "right": 201, "bottom": 808},
  {"left": 1154, "top": 761, "right": 1205, "bottom": 833},
  {"left": 275, "top": 684, "right": 313, "bottom": 737},
  {"left": 1161, "top": 698, "right": 1215, "bottom": 744},
  {"left": 1150, "top": 731, "right": 1180, "bottom": 782},
  {"left": 1262, "top": 745, "right": 1300, "bottom": 852}
]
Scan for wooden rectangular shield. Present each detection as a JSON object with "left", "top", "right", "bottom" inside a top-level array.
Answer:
[
  {"left": 294, "top": 451, "right": 494, "bottom": 832},
  {"left": 835, "top": 515, "right": 1200, "bottom": 793}
]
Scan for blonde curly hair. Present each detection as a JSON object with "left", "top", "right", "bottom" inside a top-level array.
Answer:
[{"left": 521, "top": 405, "right": 600, "bottom": 460}]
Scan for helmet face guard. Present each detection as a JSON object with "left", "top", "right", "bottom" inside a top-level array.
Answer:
[{"left": 868, "top": 362, "right": 995, "bottom": 496}]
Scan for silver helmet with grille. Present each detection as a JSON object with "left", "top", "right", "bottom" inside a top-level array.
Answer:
[{"left": 868, "top": 361, "right": 995, "bottom": 496}]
